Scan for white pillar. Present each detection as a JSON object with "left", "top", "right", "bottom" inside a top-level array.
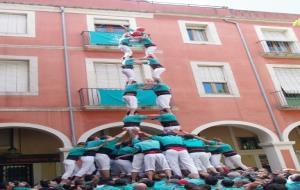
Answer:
[{"left": 260, "top": 141, "right": 300, "bottom": 171}]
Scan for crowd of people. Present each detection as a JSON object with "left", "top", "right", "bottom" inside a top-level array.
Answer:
[{"left": 1, "top": 27, "right": 299, "bottom": 190}]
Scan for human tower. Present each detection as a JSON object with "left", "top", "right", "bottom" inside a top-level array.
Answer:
[{"left": 60, "top": 26, "right": 249, "bottom": 184}]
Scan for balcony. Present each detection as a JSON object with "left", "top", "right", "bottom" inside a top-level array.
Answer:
[
  {"left": 81, "top": 31, "right": 143, "bottom": 52},
  {"left": 259, "top": 40, "right": 300, "bottom": 59},
  {"left": 273, "top": 91, "right": 300, "bottom": 109},
  {"left": 79, "top": 88, "right": 158, "bottom": 110}
]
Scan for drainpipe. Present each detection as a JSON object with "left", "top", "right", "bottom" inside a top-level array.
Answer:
[
  {"left": 224, "top": 19, "right": 283, "bottom": 141},
  {"left": 60, "top": 7, "right": 77, "bottom": 145}
]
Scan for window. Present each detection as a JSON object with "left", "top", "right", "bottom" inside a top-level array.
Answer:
[
  {"left": 0, "top": 56, "right": 38, "bottom": 95},
  {"left": 87, "top": 15, "right": 136, "bottom": 32},
  {"left": 94, "top": 62, "right": 144, "bottom": 88},
  {"left": 267, "top": 64, "right": 300, "bottom": 107},
  {"left": 0, "top": 10, "right": 35, "bottom": 37},
  {"left": 86, "top": 58, "right": 151, "bottom": 89},
  {"left": 186, "top": 24, "right": 208, "bottom": 42},
  {"left": 94, "top": 24, "right": 127, "bottom": 33},
  {"left": 237, "top": 137, "right": 261, "bottom": 150},
  {"left": 178, "top": 20, "right": 221, "bottom": 45},
  {"left": 191, "top": 61, "right": 239, "bottom": 97},
  {"left": 199, "top": 67, "right": 229, "bottom": 94},
  {"left": 255, "top": 26, "right": 299, "bottom": 54}
]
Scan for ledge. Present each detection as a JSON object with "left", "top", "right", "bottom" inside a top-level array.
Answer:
[
  {"left": 83, "top": 45, "right": 144, "bottom": 52},
  {"left": 262, "top": 52, "right": 300, "bottom": 59}
]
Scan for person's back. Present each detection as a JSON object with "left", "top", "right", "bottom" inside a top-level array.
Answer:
[{"left": 263, "top": 183, "right": 287, "bottom": 190}]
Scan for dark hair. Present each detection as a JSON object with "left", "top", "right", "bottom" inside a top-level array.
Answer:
[
  {"left": 138, "top": 179, "right": 154, "bottom": 188},
  {"left": 87, "top": 136, "right": 97, "bottom": 142},
  {"left": 98, "top": 177, "right": 112, "bottom": 185},
  {"left": 183, "top": 134, "right": 195, "bottom": 139},
  {"left": 263, "top": 183, "right": 287, "bottom": 190},
  {"left": 221, "top": 180, "right": 234, "bottom": 187},
  {"left": 40, "top": 180, "right": 49, "bottom": 188},
  {"left": 198, "top": 184, "right": 211, "bottom": 190},
  {"left": 74, "top": 179, "right": 84, "bottom": 186},
  {"left": 270, "top": 176, "right": 286, "bottom": 184},
  {"left": 184, "top": 183, "right": 198, "bottom": 190},
  {"left": 205, "top": 175, "right": 218, "bottom": 186},
  {"left": 114, "top": 179, "right": 127, "bottom": 186}
]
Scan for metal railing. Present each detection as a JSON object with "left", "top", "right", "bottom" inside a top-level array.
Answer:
[
  {"left": 258, "top": 40, "right": 300, "bottom": 56},
  {"left": 273, "top": 90, "right": 300, "bottom": 109},
  {"left": 78, "top": 88, "right": 158, "bottom": 109}
]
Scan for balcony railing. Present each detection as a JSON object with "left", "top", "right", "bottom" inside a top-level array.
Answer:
[
  {"left": 81, "top": 31, "right": 143, "bottom": 51},
  {"left": 259, "top": 40, "right": 300, "bottom": 58},
  {"left": 273, "top": 91, "right": 300, "bottom": 109},
  {"left": 79, "top": 88, "right": 158, "bottom": 110}
]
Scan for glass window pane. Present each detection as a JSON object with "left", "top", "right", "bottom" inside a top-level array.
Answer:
[
  {"left": 215, "top": 83, "right": 226, "bottom": 93},
  {"left": 203, "top": 82, "right": 213, "bottom": 93}
]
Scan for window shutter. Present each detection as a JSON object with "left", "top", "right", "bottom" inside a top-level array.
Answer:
[
  {"left": 94, "top": 62, "right": 144, "bottom": 89},
  {"left": 0, "top": 60, "right": 29, "bottom": 92},
  {"left": 198, "top": 66, "right": 226, "bottom": 82},
  {"left": 262, "top": 30, "right": 289, "bottom": 42},
  {"left": 0, "top": 13, "right": 27, "bottom": 34},
  {"left": 274, "top": 68, "right": 300, "bottom": 93},
  {"left": 94, "top": 19, "right": 129, "bottom": 26}
]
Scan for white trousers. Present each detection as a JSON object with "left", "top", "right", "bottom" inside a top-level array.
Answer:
[
  {"left": 75, "top": 156, "right": 96, "bottom": 177},
  {"left": 163, "top": 126, "right": 181, "bottom": 133},
  {"left": 132, "top": 153, "right": 144, "bottom": 173},
  {"left": 165, "top": 149, "right": 198, "bottom": 177},
  {"left": 210, "top": 154, "right": 223, "bottom": 168},
  {"left": 224, "top": 155, "right": 248, "bottom": 170},
  {"left": 122, "top": 68, "right": 135, "bottom": 81},
  {"left": 145, "top": 46, "right": 157, "bottom": 57},
  {"left": 123, "top": 95, "right": 138, "bottom": 109},
  {"left": 62, "top": 159, "right": 76, "bottom": 179},
  {"left": 95, "top": 153, "right": 111, "bottom": 171},
  {"left": 114, "top": 159, "right": 133, "bottom": 175},
  {"left": 152, "top": 68, "right": 166, "bottom": 80},
  {"left": 119, "top": 45, "right": 133, "bottom": 57},
  {"left": 190, "top": 152, "right": 213, "bottom": 172},
  {"left": 156, "top": 94, "right": 172, "bottom": 109},
  {"left": 144, "top": 153, "right": 170, "bottom": 172}
]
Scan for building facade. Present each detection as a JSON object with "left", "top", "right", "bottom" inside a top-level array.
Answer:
[{"left": 0, "top": 0, "right": 300, "bottom": 184}]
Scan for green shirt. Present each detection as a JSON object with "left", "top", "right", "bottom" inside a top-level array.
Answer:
[
  {"left": 205, "top": 140, "right": 220, "bottom": 152},
  {"left": 154, "top": 113, "right": 177, "bottom": 122},
  {"left": 115, "top": 145, "right": 135, "bottom": 156},
  {"left": 133, "top": 139, "right": 161, "bottom": 152},
  {"left": 151, "top": 135, "right": 184, "bottom": 147},
  {"left": 152, "top": 83, "right": 170, "bottom": 92},
  {"left": 123, "top": 115, "right": 148, "bottom": 123},
  {"left": 143, "top": 37, "right": 154, "bottom": 45},
  {"left": 219, "top": 144, "right": 234, "bottom": 153},
  {"left": 119, "top": 37, "right": 131, "bottom": 46},
  {"left": 183, "top": 138, "right": 205, "bottom": 148},
  {"left": 85, "top": 139, "right": 105, "bottom": 149},
  {"left": 68, "top": 147, "right": 87, "bottom": 156},
  {"left": 153, "top": 180, "right": 178, "bottom": 190},
  {"left": 96, "top": 184, "right": 133, "bottom": 190},
  {"left": 124, "top": 83, "right": 144, "bottom": 94},
  {"left": 122, "top": 58, "right": 135, "bottom": 66}
]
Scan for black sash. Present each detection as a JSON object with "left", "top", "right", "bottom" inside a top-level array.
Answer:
[
  {"left": 123, "top": 122, "right": 140, "bottom": 127},
  {"left": 155, "top": 90, "right": 171, "bottom": 96},
  {"left": 161, "top": 120, "right": 180, "bottom": 127}
]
